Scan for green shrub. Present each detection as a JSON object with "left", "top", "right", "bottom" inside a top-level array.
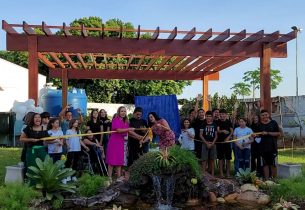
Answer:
[
  {"left": 235, "top": 168, "right": 257, "bottom": 184},
  {"left": 52, "top": 198, "right": 64, "bottom": 210},
  {"left": 169, "top": 146, "right": 201, "bottom": 178},
  {"left": 129, "top": 152, "right": 161, "bottom": 186},
  {"left": 77, "top": 173, "right": 109, "bottom": 197},
  {"left": 0, "top": 182, "right": 39, "bottom": 210},
  {"left": 129, "top": 146, "right": 201, "bottom": 186},
  {"left": 27, "top": 155, "right": 76, "bottom": 200}
]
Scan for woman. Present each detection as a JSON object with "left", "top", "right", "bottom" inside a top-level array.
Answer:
[
  {"left": 148, "top": 112, "right": 175, "bottom": 150},
  {"left": 178, "top": 118, "right": 195, "bottom": 151},
  {"left": 86, "top": 109, "right": 102, "bottom": 143},
  {"left": 233, "top": 118, "right": 253, "bottom": 172},
  {"left": 20, "top": 113, "right": 50, "bottom": 185},
  {"left": 106, "top": 106, "right": 134, "bottom": 181},
  {"left": 46, "top": 118, "right": 64, "bottom": 163},
  {"left": 99, "top": 109, "right": 111, "bottom": 155},
  {"left": 250, "top": 115, "right": 262, "bottom": 176}
]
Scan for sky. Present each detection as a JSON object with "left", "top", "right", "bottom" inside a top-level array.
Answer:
[{"left": 0, "top": 0, "right": 304, "bottom": 99}]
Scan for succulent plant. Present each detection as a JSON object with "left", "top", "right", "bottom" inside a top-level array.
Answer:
[{"left": 273, "top": 197, "right": 300, "bottom": 210}]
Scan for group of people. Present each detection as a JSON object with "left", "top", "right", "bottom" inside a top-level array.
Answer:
[
  {"left": 19, "top": 101, "right": 281, "bottom": 184},
  {"left": 180, "top": 106, "right": 281, "bottom": 180}
]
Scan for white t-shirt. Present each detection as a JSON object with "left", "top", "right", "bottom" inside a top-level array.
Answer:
[
  {"left": 66, "top": 129, "right": 81, "bottom": 152},
  {"left": 47, "top": 129, "right": 63, "bottom": 154},
  {"left": 178, "top": 128, "right": 195, "bottom": 150},
  {"left": 233, "top": 127, "right": 253, "bottom": 149}
]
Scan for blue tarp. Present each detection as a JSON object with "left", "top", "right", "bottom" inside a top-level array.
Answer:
[{"left": 135, "top": 95, "right": 181, "bottom": 140}]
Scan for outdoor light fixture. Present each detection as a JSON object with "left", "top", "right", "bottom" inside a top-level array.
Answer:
[{"left": 291, "top": 26, "right": 302, "bottom": 97}]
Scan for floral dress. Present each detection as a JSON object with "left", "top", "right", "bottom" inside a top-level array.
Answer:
[{"left": 152, "top": 119, "right": 175, "bottom": 149}]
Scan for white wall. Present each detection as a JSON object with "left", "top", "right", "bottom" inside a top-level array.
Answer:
[{"left": 0, "top": 58, "right": 46, "bottom": 112}]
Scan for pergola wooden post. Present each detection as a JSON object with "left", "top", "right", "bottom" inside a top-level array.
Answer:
[
  {"left": 61, "top": 69, "right": 68, "bottom": 109},
  {"left": 260, "top": 44, "right": 271, "bottom": 112},
  {"left": 202, "top": 75, "right": 209, "bottom": 111},
  {"left": 27, "top": 36, "right": 38, "bottom": 105}
]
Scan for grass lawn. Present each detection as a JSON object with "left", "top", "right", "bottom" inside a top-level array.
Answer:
[{"left": 0, "top": 148, "right": 21, "bottom": 184}]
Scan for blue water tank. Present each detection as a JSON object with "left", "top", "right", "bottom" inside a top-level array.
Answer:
[{"left": 40, "top": 88, "right": 87, "bottom": 118}]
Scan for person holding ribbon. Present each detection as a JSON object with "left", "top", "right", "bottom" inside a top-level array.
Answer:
[{"left": 20, "top": 113, "right": 50, "bottom": 185}]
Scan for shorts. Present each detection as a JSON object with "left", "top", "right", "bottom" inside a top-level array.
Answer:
[
  {"left": 201, "top": 143, "right": 217, "bottom": 161},
  {"left": 216, "top": 143, "right": 232, "bottom": 160},
  {"left": 261, "top": 152, "right": 277, "bottom": 166}
]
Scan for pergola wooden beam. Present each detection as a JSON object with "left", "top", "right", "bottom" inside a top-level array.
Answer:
[
  {"left": 182, "top": 57, "right": 211, "bottom": 72},
  {"left": 2, "top": 20, "right": 18, "bottom": 34},
  {"left": 145, "top": 57, "right": 158, "bottom": 70},
  {"left": 63, "top": 22, "right": 71, "bottom": 36},
  {"left": 76, "top": 53, "right": 87, "bottom": 69},
  {"left": 6, "top": 34, "right": 288, "bottom": 58},
  {"left": 155, "top": 56, "right": 171, "bottom": 70},
  {"left": 165, "top": 56, "right": 185, "bottom": 71},
  {"left": 175, "top": 56, "right": 197, "bottom": 71},
  {"left": 183, "top": 27, "right": 196, "bottom": 40},
  {"left": 49, "top": 68, "right": 205, "bottom": 80},
  {"left": 151, "top": 27, "right": 160, "bottom": 40},
  {"left": 228, "top": 29, "right": 246, "bottom": 42},
  {"left": 168, "top": 27, "right": 177, "bottom": 40},
  {"left": 62, "top": 53, "right": 77, "bottom": 69},
  {"left": 38, "top": 53, "right": 55, "bottom": 68},
  {"left": 213, "top": 29, "right": 230, "bottom": 41},
  {"left": 42, "top": 21, "right": 53, "bottom": 36},
  {"left": 243, "top": 30, "right": 264, "bottom": 42},
  {"left": 23, "top": 21, "right": 35, "bottom": 35},
  {"left": 49, "top": 52, "right": 65, "bottom": 68},
  {"left": 198, "top": 28, "right": 212, "bottom": 41}
]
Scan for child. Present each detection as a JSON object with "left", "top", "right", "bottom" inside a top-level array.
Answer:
[
  {"left": 82, "top": 129, "right": 106, "bottom": 175},
  {"left": 65, "top": 119, "right": 89, "bottom": 181},
  {"left": 199, "top": 111, "right": 218, "bottom": 176},
  {"left": 47, "top": 118, "right": 64, "bottom": 163},
  {"left": 178, "top": 118, "right": 195, "bottom": 151},
  {"left": 233, "top": 118, "right": 253, "bottom": 172}
]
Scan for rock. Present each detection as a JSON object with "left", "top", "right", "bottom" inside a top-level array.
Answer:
[
  {"left": 257, "top": 194, "right": 271, "bottom": 205},
  {"left": 114, "top": 193, "right": 138, "bottom": 206},
  {"left": 237, "top": 191, "right": 270, "bottom": 206},
  {"left": 202, "top": 174, "right": 238, "bottom": 197},
  {"left": 186, "top": 198, "right": 200, "bottom": 206},
  {"left": 209, "top": 192, "right": 217, "bottom": 203},
  {"left": 217, "top": 197, "right": 226, "bottom": 203},
  {"left": 236, "top": 191, "right": 259, "bottom": 205},
  {"left": 224, "top": 193, "right": 238, "bottom": 203},
  {"left": 241, "top": 184, "right": 258, "bottom": 192}
]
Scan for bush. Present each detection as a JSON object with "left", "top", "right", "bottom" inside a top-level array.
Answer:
[
  {"left": 27, "top": 155, "right": 76, "bottom": 200},
  {"left": 129, "top": 152, "right": 161, "bottom": 186},
  {"left": 0, "top": 182, "right": 39, "bottom": 210},
  {"left": 77, "top": 173, "right": 109, "bottom": 197},
  {"left": 169, "top": 146, "right": 201, "bottom": 178},
  {"left": 129, "top": 146, "right": 201, "bottom": 186}
]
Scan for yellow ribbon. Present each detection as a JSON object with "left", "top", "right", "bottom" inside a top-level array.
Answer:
[{"left": 40, "top": 128, "right": 151, "bottom": 141}]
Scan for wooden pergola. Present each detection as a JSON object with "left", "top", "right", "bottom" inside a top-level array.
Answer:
[{"left": 2, "top": 20, "right": 296, "bottom": 112}]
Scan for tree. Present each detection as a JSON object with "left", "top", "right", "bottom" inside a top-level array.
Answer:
[
  {"left": 0, "top": 17, "right": 192, "bottom": 103},
  {"left": 230, "top": 82, "right": 251, "bottom": 100},
  {"left": 242, "top": 67, "right": 283, "bottom": 100}
]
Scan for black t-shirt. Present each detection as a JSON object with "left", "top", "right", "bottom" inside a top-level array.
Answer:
[
  {"left": 192, "top": 118, "right": 206, "bottom": 140},
  {"left": 128, "top": 118, "right": 148, "bottom": 146},
  {"left": 23, "top": 126, "right": 50, "bottom": 147},
  {"left": 100, "top": 117, "right": 111, "bottom": 131},
  {"left": 201, "top": 122, "right": 218, "bottom": 142},
  {"left": 217, "top": 119, "right": 233, "bottom": 142},
  {"left": 86, "top": 120, "right": 101, "bottom": 133},
  {"left": 258, "top": 120, "right": 279, "bottom": 153}
]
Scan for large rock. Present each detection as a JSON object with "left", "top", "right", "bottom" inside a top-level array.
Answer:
[
  {"left": 237, "top": 191, "right": 270, "bottom": 206},
  {"left": 209, "top": 192, "right": 217, "bottom": 203},
  {"left": 224, "top": 193, "right": 238, "bottom": 203},
  {"left": 203, "top": 174, "right": 238, "bottom": 197},
  {"left": 240, "top": 184, "right": 258, "bottom": 192},
  {"left": 113, "top": 193, "right": 138, "bottom": 206}
]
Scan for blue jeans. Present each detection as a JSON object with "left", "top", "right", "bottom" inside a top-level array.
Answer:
[{"left": 236, "top": 147, "right": 251, "bottom": 171}]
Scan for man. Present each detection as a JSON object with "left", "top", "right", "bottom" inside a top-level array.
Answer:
[
  {"left": 59, "top": 105, "right": 83, "bottom": 134},
  {"left": 192, "top": 109, "right": 206, "bottom": 159},
  {"left": 256, "top": 109, "right": 281, "bottom": 180},
  {"left": 128, "top": 107, "right": 150, "bottom": 166},
  {"left": 200, "top": 111, "right": 218, "bottom": 176},
  {"left": 216, "top": 109, "right": 233, "bottom": 178},
  {"left": 212, "top": 108, "right": 220, "bottom": 123}
]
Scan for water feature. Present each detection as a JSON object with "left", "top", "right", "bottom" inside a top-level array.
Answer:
[{"left": 152, "top": 175, "right": 178, "bottom": 210}]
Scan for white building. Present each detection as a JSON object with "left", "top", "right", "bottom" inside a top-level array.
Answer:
[{"left": 0, "top": 58, "right": 46, "bottom": 112}]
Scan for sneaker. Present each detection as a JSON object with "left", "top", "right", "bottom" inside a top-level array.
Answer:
[{"left": 72, "top": 176, "right": 77, "bottom": 182}]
